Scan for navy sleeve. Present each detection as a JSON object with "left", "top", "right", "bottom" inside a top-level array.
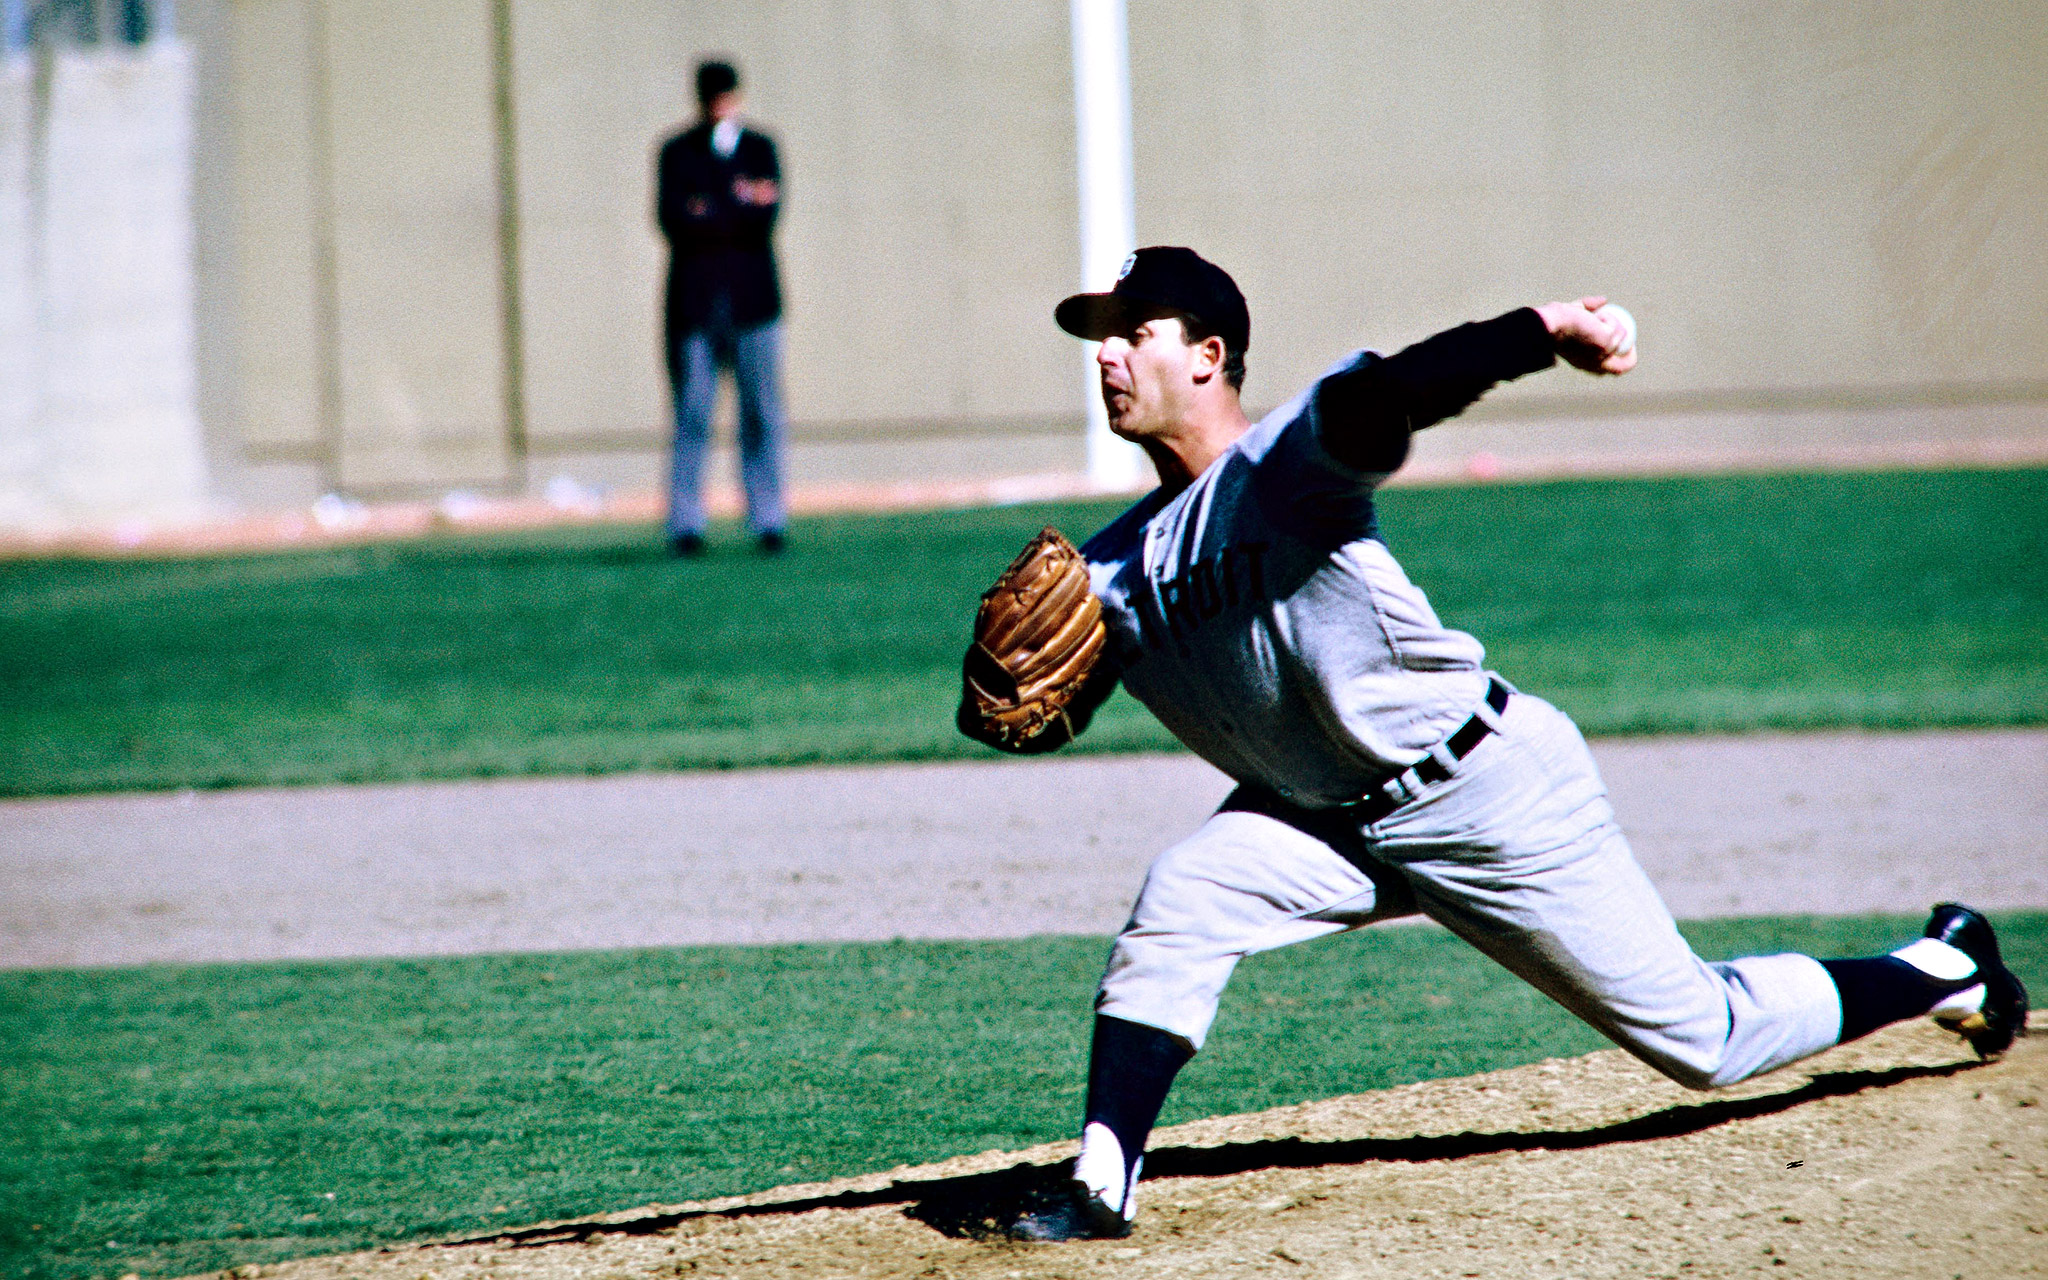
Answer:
[
  {"left": 1315, "top": 307, "right": 1556, "bottom": 472},
  {"left": 654, "top": 137, "right": 685, "bottom": 244}
]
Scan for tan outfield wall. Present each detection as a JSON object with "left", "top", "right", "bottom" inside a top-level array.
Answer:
[
  {"left": 1130, "top": 1, "right": 2048, "bottom": 417},
  {"left": 505, "top": 0, "right": 1084, "bottom": 472},
  {"left": 130, "top": 1, "right": 2048, "bottom": 510},
  {"left": 211, "top": 0, "right": 517, "bottom": 497},
  {"left": 203, "top": 0, "right": 1088, "bottom": 505}
]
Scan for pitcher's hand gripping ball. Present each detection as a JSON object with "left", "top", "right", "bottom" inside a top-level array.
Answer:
[
  {"left": 959, "top": 527, "right": 1107, "bottom": 752},
  {"left": 1594, "top": 302, "right": 1636, "bottom": 356}
]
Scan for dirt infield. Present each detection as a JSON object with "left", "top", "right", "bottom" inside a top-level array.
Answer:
[
  {"left": 6, "top": 727, "right": 2044, "bottom": 969},
  {"left": 224, "top": 1017, "right": 2044, "bottom": 1280}
]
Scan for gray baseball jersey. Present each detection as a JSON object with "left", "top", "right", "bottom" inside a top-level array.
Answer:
[{"left": 1082, "top": 351, "right": 1488, "bottom": 809}]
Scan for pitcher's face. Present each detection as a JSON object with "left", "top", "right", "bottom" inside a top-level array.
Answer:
[{"left": 1096, "top": 316, "right": 1202, "bottom": 442}]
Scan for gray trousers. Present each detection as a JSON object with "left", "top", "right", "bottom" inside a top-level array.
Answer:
[
  {"left": 668, "top": 316, "right": 788, "bottom": 538},
  {"left": 1096, "top": 688, "right": 1843, "bottom": 1090}
]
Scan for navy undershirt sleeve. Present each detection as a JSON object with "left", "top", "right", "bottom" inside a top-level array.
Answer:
[{"left": 1315, "top": 307, "right": 1557, "bottom": 473}]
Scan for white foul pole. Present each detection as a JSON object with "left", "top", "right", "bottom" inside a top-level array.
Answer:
[{"left": 1070, "top": 0, "right": 1148, "bottom": 491}]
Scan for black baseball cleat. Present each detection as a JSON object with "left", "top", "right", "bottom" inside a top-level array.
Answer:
[
  {"left": 668, "top": 532, "right": 706, "bottom": 559},
  {"left": 1924, "top": 902, "right": 2029, "bottom": 1059},
  {"left": 1007, "top": 1180, "right": 1133, "bottom": 1242},
  {"left": 1010, "top": 1138, "right": 1139, "bottom": 1243}
]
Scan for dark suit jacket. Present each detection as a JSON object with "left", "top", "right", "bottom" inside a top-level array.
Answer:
[{"left": 656, "top": 121, "right": 783, "bottom": 384}]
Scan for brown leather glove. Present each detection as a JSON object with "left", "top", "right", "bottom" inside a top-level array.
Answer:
[{"left": 958, "top": 527, "right": 1108, "bottom": 753}]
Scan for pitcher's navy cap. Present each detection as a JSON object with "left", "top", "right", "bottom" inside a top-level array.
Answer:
[{"left": 1055, "top": 246, "right": 1249, "bottom": 353}]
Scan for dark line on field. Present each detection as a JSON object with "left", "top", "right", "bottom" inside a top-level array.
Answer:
[{"left": 435, "top": 1059, "right": 1976, "bottom": 1248}]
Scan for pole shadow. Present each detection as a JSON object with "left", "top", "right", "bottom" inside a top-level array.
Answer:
[{"left": 439, "top": 1059, "right": 1974, "bottom": 1248}]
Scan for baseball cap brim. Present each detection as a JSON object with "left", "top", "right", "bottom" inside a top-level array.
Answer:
[{"left": 1054, "top": 292, "right": 1175, "bottom": 342}]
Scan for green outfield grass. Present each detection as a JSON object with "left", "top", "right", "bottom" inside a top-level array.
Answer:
[
  {"left": 2, "top": 467, "right": 2045, "bottom": 797},
  {"left": 3, "top": 912, "right": 2042, "bottom": 1280}
]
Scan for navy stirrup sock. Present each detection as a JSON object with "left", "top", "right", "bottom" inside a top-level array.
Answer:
[
  {"left": 1083, "top": 1014, "right": 1194, "bottom": 1179},
  {"left": 1821, "top": 956, "right": 1977, "bottom": 1044}
]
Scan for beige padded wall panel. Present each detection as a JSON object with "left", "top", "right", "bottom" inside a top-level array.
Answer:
[
  {"left": 504, "top": 0, "right": 671, "bottom": 449},
  {"left": 1129, "top": 0, "right": 2048, "bottom": 415},
  {"left": 322, "top": 0, "right": 510, "bottom": 491},
  {"left": 509, "top": 0, "right": 1082, "bottom": 449},
  {"left": 223, "top": 0, "right": 326, "bottom": 455}
]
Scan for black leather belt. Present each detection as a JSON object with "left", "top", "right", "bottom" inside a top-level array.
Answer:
[{"left": 1346, "top": 678, "right": 1511, "bottom": 824}]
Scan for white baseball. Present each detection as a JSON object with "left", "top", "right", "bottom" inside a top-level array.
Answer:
[{"left": 1594, "top": 303, "right": 1636, "bottom": 357}]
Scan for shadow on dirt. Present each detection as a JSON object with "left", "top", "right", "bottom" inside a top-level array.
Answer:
[{"left": 442, "top": 1059, "right": 1976, "bottom": 1247}]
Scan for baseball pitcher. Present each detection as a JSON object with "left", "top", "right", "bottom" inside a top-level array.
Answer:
[{"left": 958, "top": 246, "right": 2029, "bottom": 1240}]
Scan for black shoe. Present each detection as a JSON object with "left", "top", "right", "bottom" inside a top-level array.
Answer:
[
  {"left": 668, "top": 533, "right": 705, "bottom": 559},
  {"left": 1925, "top": 902, "right": 2029, "bottom": 1059},
  {"left": 1007, "top": 1180, "right": 1133, "bottom": 1242},
  {"left": 756, "top": 530, "right": 785, "bottom": 556}
]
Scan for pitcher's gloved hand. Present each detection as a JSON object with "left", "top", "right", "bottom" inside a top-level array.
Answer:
[{"left": 958, "top": 527, "right": 1108, "bottom": 753}]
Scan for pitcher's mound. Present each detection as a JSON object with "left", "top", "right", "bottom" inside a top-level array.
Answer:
[{"left": 255, "top": 1017, "right": 2043, "bottom": 1280}]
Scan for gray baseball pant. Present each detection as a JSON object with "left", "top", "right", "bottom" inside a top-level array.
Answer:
[{"left": 1095, "top": 689, "right": 1844, "bottom": 1090}]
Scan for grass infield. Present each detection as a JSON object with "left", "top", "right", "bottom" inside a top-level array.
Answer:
[
  {"left": 3, "top": 912, "right": 2044, "bottom": 1280},
  {"left": 1, "top": 467, "right": 2045, "bottom": 796}
]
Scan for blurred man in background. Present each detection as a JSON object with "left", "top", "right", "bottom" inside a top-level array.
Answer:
[{"left": 655, "top": 59, "right": 789, "bottom": 557}]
